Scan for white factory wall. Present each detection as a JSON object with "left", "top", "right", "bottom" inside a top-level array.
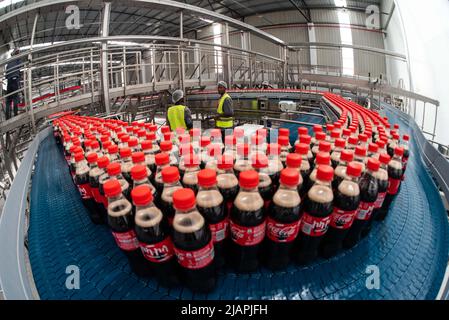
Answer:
[
  {"left": 384, "top": 0, "right": 449, "bottom": 144},
  {"left": 195, "top": 9, "right": 387, "bottom": 77}
]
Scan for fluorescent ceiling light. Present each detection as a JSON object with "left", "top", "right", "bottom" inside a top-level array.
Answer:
[{"left": 199, "top": 17, "right": 214, "bottom": 24}]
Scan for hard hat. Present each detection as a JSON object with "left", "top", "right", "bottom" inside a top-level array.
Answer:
[
  {"left": 172, "top": 89, "right": 184, "bottom": 104},
  {"left": 217, "top": 81, "right": 228, "bottom": 89},
  {"left": 262, "top": 81, "right": 269, "bottom": 86}
]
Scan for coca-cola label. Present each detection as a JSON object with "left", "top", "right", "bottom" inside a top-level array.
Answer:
[
  {"left": 209, "top": 220, "right": 229, "bottom": 243},
  {"left": 356, "top": 202, "right": 374, "bottom": 221},
  {"left": 111, "top": 230, "right": 140, "bottom": 251},
  {"left": 266, "top": 217, "right": 300, "bottom": 243},
  {"left": 91, "top": 188, "right": 102, "bottom": 204},
  {"left": 388, "top": 178, "right": 401, "bottom": 195},
  {"left": 78, "top": 183, "right": 92, "bottom": 200},
  {"left": 230, "top": 220, "right": 266, "bottom": 246},
  {"left": 174, "top": 240, "right": 214, "bottom": 270},
  {"left": 374, "top": 192, "right": 387, "bottom": 209},
  {"left": 140, "top": 237, "right": 174, "bottom": 263},
  {"left": 300, "top": 213, "right": 331, "bottom": 237},
  {"left": 329, "top": 208, "right": 357, "bottom": 230}
]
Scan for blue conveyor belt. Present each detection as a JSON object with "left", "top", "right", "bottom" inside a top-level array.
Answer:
[{"left": 28, "top": 105, "right": 449, "bottom": 300}]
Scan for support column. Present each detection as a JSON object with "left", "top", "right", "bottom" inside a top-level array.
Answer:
[
  {"left": 307, "top": 23, "right": 317, "bottom": 73},
  {"left": 178, "top": 11, "right": 185, "bottom": 90},
  {"left": 27, "top": 13, "right": 39, "bottom": 135},
  {"left": 222, "top": 23, "right": 232, "bottom": 87},
  {"left": 100, "top": 2, "right": 111, "bottom": 115}
]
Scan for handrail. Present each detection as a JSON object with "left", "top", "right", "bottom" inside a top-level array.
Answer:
[{"left": 0, "top": 126, "right": 51, "bottom": 300}]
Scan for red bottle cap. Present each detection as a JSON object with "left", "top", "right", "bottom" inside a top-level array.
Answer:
[
  {"left": 279, "top": 128, "right": 290, "bottom": 137},
  {"left": 295, "top": 143, "right": 309, "bottom": 155},
  {"left": 161, "top": 166, "right": 180, "bottom": 183},
  {"left": 137, "top": 129, "right": 146, "bottom": 137},
  {"left": 358, "top": 134, "right": 368, "bottom": 142},
  {"left": 251, "top": 154, "right": 269, "bottom": 169},
  {"left": 132, "top": 152, "right": 145, "bottom": 164},
  {"left": 340, "top": 150, "right": 354, "bottom": 162},
  {"left": 127, "top": 137, "right": 138, "bottom": 148},
  {"left": 355, "top": 146, "right": 367, "bottom": 157},
  {"left": 90, "top": 140, "right": 100, "bottom": 149},
  {"left": 313, "top": 125, "right": 323, "bottom": 133},
  {"left": 132, "top": 185, "right": 153, "bottom": 206},
  {"left": 319, "top": 141, "right": 332, "bottom": 153},
  {"left": 377, "top": 140, "right": 386, "bottom": 149},
  {"left": 146, "top": 132, "right": 156, "bottom": 141},
  {"left": 200, "top": 136, "right": 211, "bottom": 148},
  {"left": 107, "top": 162, "right": 122, "bottom": 176},
  {"left": 348, "top": 136, "right": 358, "bottom": 145},
  {"left": 326, "top": 124, "right": 335, "bottom": 132},
  {"left": 286, "top": 153, "right": 302, "bottom": 168},
  {"left": 239, "top": 170, "right": 259, "bottom": 189},
  {"left": 379, "top": 153, "right": 391, "bottom": 165},
  {"left": 86, "top": 152, "right": 98, "bottom": 164},
  {"left": 368, "top": 143, "right": 379, "bottom": 153},
  {"left": 141, "top": 140, "right": 152, "bottom": 151},
  {"left": 342, "top": 129, "right": 351, "bottom": 136},
  {"left": 159, "top": 141, "right": 173, "bottom": 152},
  {"left": 173, "top": 188, "right": 196, "bottom": 211},
  {"left": 280, "top": 168, "right": 300, "bottom": 187},
  {"left": 161, "top": 126, "right": 170, "bottom": 134},
  {"left": 367, "top": 158, "right": 380, "bottom": 172},
  {"left": 316, "top": 165, "right": 334, "bottom": 182},
  {"left": 346, "top": 162, "right": 363, "bottom": 178},
  {"left": 217, "top": 155, "right": 234, "bottom": 170},
  {"left": 316, "top": 152, "right": 331, "bottom": 165},
  {"left": 330, "top": 130, "right": 341, "bottom": 139},
  {"left": 131, "top": 164, "right": 148, "bottom": 180},
  {"left": 334, "top": 138, "right": 346, "bottom": 148},
  {"left": 155, "top": 153, "right": 170, "bottom": 166},
  {"left": 300, "top": 134, "right": 312, "bottom": 145},
  {"left": 163, "top": 132, "right": 173, "bottom": 141},
  {"left": 74, "top": 152, "right": 85, "bottom": 162},
  {"left": 107, "top": 144, "right": 118, "bottom": 155},
  {"left": 394, "top": 146, "right": 404, "bottom": 157},
  {"left": 267, "top": 143, "right": 281, "bottom": 155},
  {"left": 197, "top": 169, "right": 217, "bottom": 187},
  {"left": 403, "top": 134, "right": 410, "bottom": 142},
  {"left": 104, "top": 180, "right": 122, "bottom": 198},
  {"left": 394, "top": 124, "right": 400, "bottom": 130},
  {"left": 97, "top": 156, "right": 110, "bottom": 169},
  {"left": 120, "top": 147, "right": 132, "bottom": 158},
  {"left": 102, "top": 141, "right": 112, "bottom": 150},
  {"left": 278, "top": 136, "right": 290, "bottom": 147},
  {"left": 120, "top": 134, "right": 130, "bottom": 142},
  {"left": 298, "top": 127, "right": 309, "bottom": 136}
]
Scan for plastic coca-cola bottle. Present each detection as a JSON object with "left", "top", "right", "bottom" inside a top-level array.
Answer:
[
  {"left": 91, "top": 156, "right": 110, "bottom": 220},
  {"left": 368, "top": 143, "right": 379, "bottom": 160},
  {"left": 160, "top": 166, "right": 183, "bottom": 225},
  {"left": 347, "top": 136, "right": 358, "bottom": 151},
  {"left": 182, "top": 154, "right": 201, "bottom": 194},
  {"left": 286, "top": 153, "right": 304, "bottom": 196},
  {"left": 86, "top": 152, "right": 104, "bottom": 224},
  {"left": 234, "top": 143, "right": 252, "bottom": 178},
  {"left": 311, "top": 132, "right": 327, "bottom": 158},
  {"left": 358, "top": 133, "right": 369, "bottom": 149},
  {"left": 141, "top": 140, "right": 156, "bottom": 176},
  {"left": 120, "top": 148, "right": 134, "bottom": 184},
  {"left": 377, "top": 147, "right": 404, "bottom": 220},
  {"left": 160, "top": 140, "right": 179, "bottom": 167},
  {"left": 308, "top": 152, "right": 331, "bottom": 191},
  {"left": 131, "top": 164, "right": 158, "bottom": 204},
  {"left": 107, "top": 144, "right": 119, "bottom": 163},
  {"left": 104, "top": 179, "right": 149, "bottom": 277},
  {"left": 387, "top": 132, "right": 400, "bottom": 157},
  {"left": 230, "top": 170, "right": 266, "bottom": 272},
  {"left": 298, "top": 135, "right": 314, "bottom": 166},
  {"left": 311, "top": 125, "right": 323, "bottom": 147},
  {"left": 331, "top": 138, "right": 346, "bottom": 168},
  {"left": 295, "top": 143, "right": 312, "bottom": 188},
  {"left": 265, "top": 168, "right": 302, "bottom": 270},
  {"left": 97, "top": 156, "right": 111, "bottom": 208},
  {"left": 354, "top": 146, "right": 367, "bottom": 172},
  {"left": 333, "top": 150, "right": 354, "bottom": 190},
  {"left": 216, "top": 154, "right": 239, "bottom": 215},
  {"left": 371, "top": 153, "right": 390, "bottom": 222},
  {"left": 278, "top": 136, "right": 290, "bottom": 166},
  {"left": 172, "top": 189, "right": 216, "bottom": 292},
  {"left": 251, "top": 153, "right": 274, "bottom": 206},
  {"left": 152, "top": 153, "right": 170, "bottom": 195},
  {"left": 196, "top": 169, "right": 228, "bottom": 268},
  {"left": 132, "top": 152, "right": 152, "bottom": 178},
  {"left": 321, "top": 162, "right": 362, "bottom": 258},
  {"left": 266, "top": 143, "right": 284, "bottom": 187},
  {"left": 74, "top": 152, "right": 98, "bottom": 217},
  {"left": 401, "top": 135, "right": 410, "bottom": 179},
  {"left": 132, "top": 185, "right": 179, "bottom": 287},
  {"left": 106, "top": 162, "right": 131, "bottom": 202},
  {"left": 295, "top": 165, "right": 334, "bottom": 265},
  {"left": 343, "top": 158, "right": 380, "bottom": 248},
  {"left": 294, "top": 127, "right": 309, "bottom": 146}
]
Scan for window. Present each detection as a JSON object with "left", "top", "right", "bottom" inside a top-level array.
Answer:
[
  {"left": 213, "top": 23, "right": 223, "bottom": 74},
  {"left": 335, "top": 0, "right": 354, "bottom": 76}
]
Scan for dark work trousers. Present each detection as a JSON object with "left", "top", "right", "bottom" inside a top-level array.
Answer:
[{"left": 6, "top": 80, "right": 20, "bottom": 120}]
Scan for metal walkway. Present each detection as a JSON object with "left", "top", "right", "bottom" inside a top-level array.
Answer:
[{"left": 28, "top": 108, "right": 449, "bottom": 300}]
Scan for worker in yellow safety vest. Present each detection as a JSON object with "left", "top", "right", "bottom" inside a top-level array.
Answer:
[
  {"left": 166, "top": 89, "right": 193, "bottom": 131},
  {"left": 216, "top": 81, "right": 234, "bottom": 135}
]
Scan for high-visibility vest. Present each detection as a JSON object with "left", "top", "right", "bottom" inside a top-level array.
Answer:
[
  {"left": 216, "top": 93, "right": 234, "bottom": 129},
  {"left": 167, "top": 105, "right": 187, "bottom": 131}
]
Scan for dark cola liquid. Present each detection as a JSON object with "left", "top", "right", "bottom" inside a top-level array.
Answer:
[
  {"left": 160, "top": 186, "right": 182, "bottom": 223},
  {"left": 377, "top": 161, "right": 402, "bottom": 221},
  {"left": 197, "top": 190, "right": 227, "bottom": 269},
  {"left": 343, "top": 172, "right": 378, "bottom": 249},
  {"left": 122, "top": 162, "right": 134, "bottom": 184},
  {"left": 258, "top": 174, "right": 273, "bottom": 202},
  {"left": 76, "top": 169, "right": 102, "bottom": 224},
  {"left": 89, "top": 168, "right": 107, "bottom": 223},
  {"left": 183, "top": 172, "right": 199, "bottom": 194},
  {"left": 230, "top": 191, "right": 265, "bottom": 272},
  {"left": 135, "top": 208, "right": 179, "bottom": 287},
  {"left": 321, "top": 180, "right": 360, "bottom": 258},
  {"left": 372, "top": 169, "right": 389, "bottom": 221},
  {"left": 217, "top": 174, "right": 239, "bottom": 202},
  {"left": 295, "top": 185, "right": 333, "bottom": 265},
  {"left": 332, "top": 165, "right": 347, "bottom": 190},
  {"left": 265, "top": 189, "right": 301, "bottom": 270},
  {"left": 108, "top": 199, "right": 149, "bottom": 277},
  {"left": 172, "top": 215, "right": 216, "bottom": 292}
]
